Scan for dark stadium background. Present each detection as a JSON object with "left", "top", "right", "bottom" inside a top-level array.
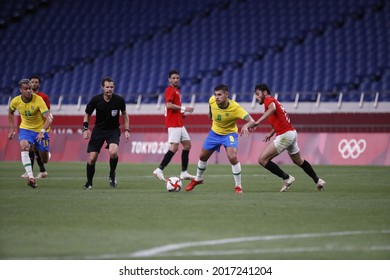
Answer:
[{"left": 0, "top": 0, "right": 389, "bottom": 162}]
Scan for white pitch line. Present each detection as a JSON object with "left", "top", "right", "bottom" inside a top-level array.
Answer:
[
  {"left": 82, "top": 229, "right": 390, "bottom": 259},
  {"left": 131, "top": 230, "right": 390, "bottom": 258},
  {"left": 162, "top": 245, "right": 390, "bottom": 257},
  {"left": 0, "top": 174, "right": 240, "bottom": 181},
  {"left": 0, "top": 172, "right": 357, "bottom": 182}
]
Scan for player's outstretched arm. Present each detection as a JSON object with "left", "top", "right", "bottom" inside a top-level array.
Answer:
[
  {"left": 255, "top": 102, "right": 276, "bottom": 126},
  {"left": 240, "top": 115, "right": 255, "bottom": 136}
]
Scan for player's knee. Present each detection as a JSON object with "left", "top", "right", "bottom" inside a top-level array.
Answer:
[
  {"left": 109, "top": 150, "right": 118, "bottom": 158},
  {"left": 290, "top": 154, "right": 304, "bottom": 166},
  {"left": 292, "top": 159, "right": 303, "bottom": 166},
  {"left": 227, "top": 155, "right": 238, "bottom": 164},
  {"left": 199, "top": 152, "right": 210, "bottom": 162},
  {"left": 182, "top": 143, "right": 191, "bottom": 150},
  {"left": 182, "top": 140, "right": 191, "bottom": 150},
  {"left": 258, "top": 157, "right": 267, "bottom": 167},
  {"left": 20, "top": 144, "right": 30, "bottom": 151},
  {"left": 169, "top": 143, "right": 179, "bottom": 153},
  {"left": 88, "top": 155, "right": 98, "bottom": 165}
]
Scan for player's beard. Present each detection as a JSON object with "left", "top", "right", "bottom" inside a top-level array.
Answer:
[
  {"left": 217, "top": 100, "right": 228, "bottom": 109},
  {"left": 258, "top": 95, "right": 265, "bottom": 105},
  {"left": 23, "top": 94, "right": 32, "bottom": 102}
]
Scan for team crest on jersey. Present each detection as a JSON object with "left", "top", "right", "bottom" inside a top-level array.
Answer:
[{"left": 111, "top": 110, "right": 118, "bottom": 117}]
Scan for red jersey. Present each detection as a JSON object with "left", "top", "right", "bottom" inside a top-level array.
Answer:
[
  {"left": 264, "top": 96, "right": 294, "bottom": 135},
  {"left": 36, "top": 91, "right": 50, "bottom": 109},
  {"left": 164, "top": 85, "right": 183, "bottom": 128}
]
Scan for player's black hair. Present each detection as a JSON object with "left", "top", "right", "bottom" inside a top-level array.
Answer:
[
  {"left": 255, "top": 83, "right": 271, "bottom": 95},
  {"left": 168, "top": 70, "right": 180, "bottom": 78},
  {"left": 101, "top": 76, "right": 114, "bottom": 86},
  {"left": 214, "top": 84, "right": 229, "bottom": 92},
  {"left": 30, "top": 75, "right": 42, "bottom": 83}
]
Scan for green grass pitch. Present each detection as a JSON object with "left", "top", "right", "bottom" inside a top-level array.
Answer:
[{"left": 0, "top": 162, "right": 389, "bottom": 260}]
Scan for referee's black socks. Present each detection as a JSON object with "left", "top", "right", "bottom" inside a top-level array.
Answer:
[
  {"left": 86, "top": 163, "right": 95, "bottom": 185},
  {"left": 110, "top": 157, "right": 118, "bottom": 177}
]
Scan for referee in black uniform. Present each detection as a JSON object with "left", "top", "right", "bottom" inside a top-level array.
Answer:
[{"left": 82, "top": 76, "right": 130, "bottom": 189}]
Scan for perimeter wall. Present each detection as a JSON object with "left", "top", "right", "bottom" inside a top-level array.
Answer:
[{"left": 1, "top": 102, "right": 389, "bottom": 165}]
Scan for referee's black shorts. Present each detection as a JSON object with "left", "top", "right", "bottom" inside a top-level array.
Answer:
[{"left": 87, "top": 127, "right": 121, "bottom": 153}]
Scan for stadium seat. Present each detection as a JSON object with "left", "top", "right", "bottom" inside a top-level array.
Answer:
[{"left": 0, "top": 0, "right": 389, "bottom": 104}]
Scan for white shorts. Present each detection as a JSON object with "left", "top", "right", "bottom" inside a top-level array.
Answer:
[
  {"left": 167, "top": 127, "right": 191, "bottom": 144},
  {"left": 273, "top": 130, "right": 300, "bottom": 155}
]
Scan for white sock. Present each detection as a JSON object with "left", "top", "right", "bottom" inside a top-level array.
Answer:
[
  {"left": 231, "top": 162, "right": 242, "bottom": 187},
  {"left": 21, "top": 151, "right": 34, "bottom": 179},
  {"left": 196, "top": 160, "right": 207, "bottom": 181}
]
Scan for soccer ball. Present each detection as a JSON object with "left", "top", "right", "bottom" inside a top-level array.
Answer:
[{"left": 166, "top": 177, "right": 182, "bottom": 192}]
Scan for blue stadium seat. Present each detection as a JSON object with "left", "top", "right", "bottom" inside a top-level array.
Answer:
[{"left": 0, "top": 0, "right": 389, "bottom": 104}]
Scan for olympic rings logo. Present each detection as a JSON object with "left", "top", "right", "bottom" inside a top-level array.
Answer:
[{"left": 338, "top": 139, "right": 366, "bottom": 159}]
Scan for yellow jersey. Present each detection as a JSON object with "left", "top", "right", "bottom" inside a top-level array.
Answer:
[
  {"left": 9, "top": 94, "right": 49, "bottom": 132},
  {"left": 209, "top": 96, "right": 249, "bottom": 135}
]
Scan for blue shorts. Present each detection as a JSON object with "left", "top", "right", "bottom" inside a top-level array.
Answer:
[
  {"left": 19, "top": 128, "right": 50, "bottom": 152},
  {"left": 202, "top": 130, "right": 238, "bottom": 152}
]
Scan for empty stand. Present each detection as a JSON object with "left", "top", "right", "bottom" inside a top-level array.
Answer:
[{"left": 0, "top": 0, "right": 388, "bottom": 104}]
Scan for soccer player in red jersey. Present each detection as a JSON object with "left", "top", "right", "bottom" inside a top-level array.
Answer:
[
  {"left": 252, "top": 83, "right": 325, "bottom": 192},
  {"left": 21, "top": 75, "right": 51, "bottom": 179},
  {"left": 153, "top": 70, "right": 195, "bottom": 181},
  {"left": 31, "top": 75, "right": 50, "bottom": 109}
]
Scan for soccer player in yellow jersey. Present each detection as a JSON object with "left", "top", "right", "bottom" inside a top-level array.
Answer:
[
  {"left": 8, "top": 79, "right": 53, "bottom": 189},
  {"left": 185, "top": 84, "right": 255, "bottom": 194}
]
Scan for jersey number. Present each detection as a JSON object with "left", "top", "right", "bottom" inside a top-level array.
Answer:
[
  {"left": 41, "top": 139, "right": 49, "bottom": 148},
  {"left": 277, "top": 101, "right": 290, "bottom": 123}
]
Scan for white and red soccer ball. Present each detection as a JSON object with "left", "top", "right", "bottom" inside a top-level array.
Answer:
[{"left": 166, "top": 177, "right": 182, "bottom": 192}]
